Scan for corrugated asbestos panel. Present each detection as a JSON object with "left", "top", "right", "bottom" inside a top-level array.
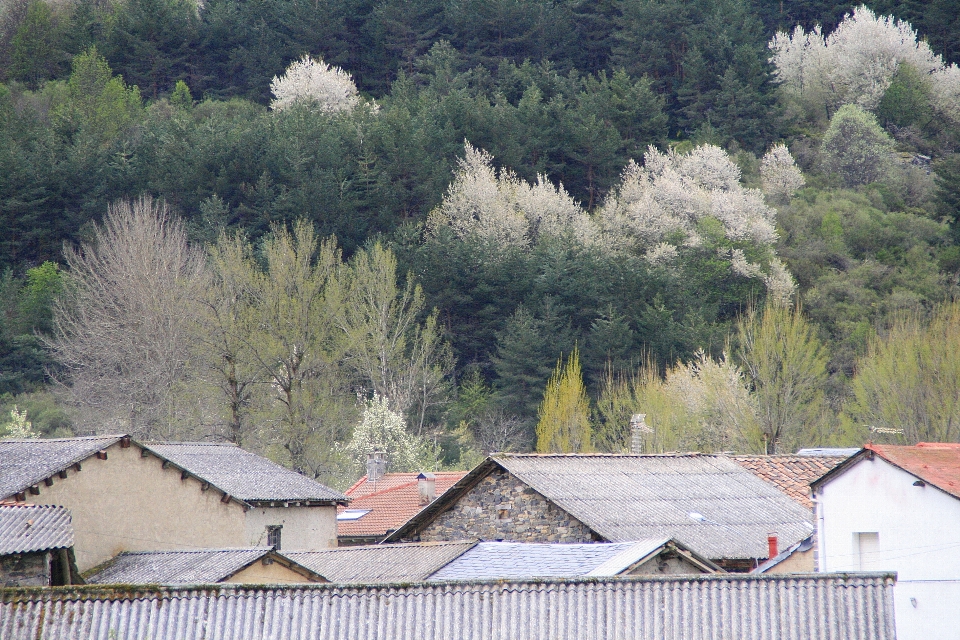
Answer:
[
  {"left": 494, "top": 454, "right": 814, "bottom": 559},
  {"left": 85, "top": 548, "right": 272, "bottom": 585},
  {"left": 0, "top": 573, "right": 896, "bottom": 640},
  {"left": 0, "top": 505, "right": 73, "bottom": 554},
  {"left": 287, "top": 541, "right": 477, "bottom": 583},
  {"left": 0, "top": 436, "right": 123, "bottom": 500},
  {"left": 142, "top": 442, "right": 348, "bottom": 503}
]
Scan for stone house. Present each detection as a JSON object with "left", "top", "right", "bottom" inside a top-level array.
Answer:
[
  {"left": 0, "top": 436, "right": 348, "bottom": 572},
  {"left": 385, "top": 454, "right": 814, "bottom": 570},
  {"left": 0, "top": 503, "right": 81, "bottom": 586}
]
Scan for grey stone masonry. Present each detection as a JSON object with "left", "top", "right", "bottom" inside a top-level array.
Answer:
[
  {"left": 416, "top": 467, "right": 600, "bottom": 543},
  {"left": 0, "top": 551, "right": 50, "bottom": 587}
]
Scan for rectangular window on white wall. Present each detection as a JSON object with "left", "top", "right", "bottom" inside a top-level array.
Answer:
[{"left": 854, "top": 532, "right": 880, "bottom": 570}]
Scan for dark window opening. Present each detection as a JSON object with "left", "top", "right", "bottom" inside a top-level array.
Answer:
[{"left": 267, "top": 525, "right": 282, "bottom": 550}]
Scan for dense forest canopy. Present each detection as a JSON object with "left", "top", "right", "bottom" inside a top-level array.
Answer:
[{"left": 2, "top": 0, "right": 960, "bottom": 484}]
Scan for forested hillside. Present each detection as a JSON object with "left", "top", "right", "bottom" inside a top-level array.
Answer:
[{"left": 2, "top": 0, "right": 960, "bottom": 485}]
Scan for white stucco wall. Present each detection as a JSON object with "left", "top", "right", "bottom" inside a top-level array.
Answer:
[
  {"left": 815, "top": 456, "right": 960, "bottom": 640},
  {"left": 245, "top": 505, "right": 338, "bottom": 551},
  {"left": 27, "top": 442, "right": 247, "bottom": 571}
]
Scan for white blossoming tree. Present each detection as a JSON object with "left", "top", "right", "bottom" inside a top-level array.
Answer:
[
  {"left": 599, "top": 144, "right": 779, "bottom": 250},
  {"left": 760, "top": 144, "right": 805, "bottom": 203},
  {"left": 344, "top": 392, "right": 434, "bottom": 473},
  {"left": 1, "top": 406, "right": 39, "bottom": 439},
  {"left": 427, "top": 142, "right": 598, "bottom": 247},
  {"left": 270, "top": 55, "right": 361, "bottom": 113},
  {"left": 599, "top": 144, "right": 794, "bottom": 302},
  {"left": 769, "top": 6, "right": 960, "bottom": 125}
]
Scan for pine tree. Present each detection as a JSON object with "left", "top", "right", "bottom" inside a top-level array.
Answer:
[{"left": 535, "top": 346, "right": 592, "bottom": 453}]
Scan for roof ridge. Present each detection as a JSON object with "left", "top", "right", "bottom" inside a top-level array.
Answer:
[
  {"left": 143, "top": 441, "right": 240, "bottom": 447},
  {"left": 0, "top": 434, "right": 126, "bottom": 443},
  {"left": 348, "top": 480, "right": 419, "bottom": 501},
  {"left": 119, "top": 547, "right": 273, "bottom": 556}
]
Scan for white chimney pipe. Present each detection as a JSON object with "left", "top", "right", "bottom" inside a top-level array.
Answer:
[{"left": 417, "top": 472, "right": 436, "bottom": 505}]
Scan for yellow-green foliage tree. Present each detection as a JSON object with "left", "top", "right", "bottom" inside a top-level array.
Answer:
[
  {"left": 536, "top": 347, "right": 592, "bottom": 452},
  {"left": 846, "top": 302, "right": 960, "bottom": 444},
  {"left": 738, "top": 302, "right": 829, "bottom": 454}
]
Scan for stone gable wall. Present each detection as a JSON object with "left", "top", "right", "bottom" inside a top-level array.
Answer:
[
  {"left": 415, "top": 467, "right": 599, "bottom": 543},
  {"left": 0, "top": 551, "right": 50, "bottom": 587}
]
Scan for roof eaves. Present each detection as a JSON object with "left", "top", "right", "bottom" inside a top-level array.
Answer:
[
  {"left": 135, "top": 441, "right": 253, "bottom": 510},
  {"left": 809, "top": 448, "right": 871, "bottom": 492},
  {"left": 2, "top": 435, "right": 127, "bottom": 498},
  {"left": 382, "top": 459, "right": 500, "bottom": 543}
]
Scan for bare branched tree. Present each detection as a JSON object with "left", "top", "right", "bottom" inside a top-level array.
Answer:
[{"left": 47, "top": 196, "right": 207, "bottom": 439}]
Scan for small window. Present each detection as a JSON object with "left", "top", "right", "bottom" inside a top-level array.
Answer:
[
  {"left": 267, "top": 525, "right": 282, "bottom": 550},
  {"left": 337, "top": 509, "right": 371, "bottom": 521}
]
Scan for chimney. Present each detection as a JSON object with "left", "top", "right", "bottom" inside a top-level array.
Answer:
[
  {"left": 767, "top": 532, "right": 779, "bottom": 559},
  {"left": 366, "top": 451, "right": 387, "bottom": 483},
  {"left": 417, "top": 472, "right": 436, "bottom": 505},
  {"left": 630, "top": 414, "right": 649, "bottom": 454}
]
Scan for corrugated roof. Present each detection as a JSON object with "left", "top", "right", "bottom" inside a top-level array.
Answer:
[
  {"left": 142, "top": 442, "right": 348, "bottom": 503},
  {"left": 0, "top": 504, "right": 73, "bottom": 554},
  {"left": 0, "top": 435, "right": 124, "bottom": 499},
  {"left": 0, "top": 574, "right": 897, "bottom": 640},
  {"left": 85, "top": 548, "right": 280, "bottom": 584},
  {"left": 427, "top": 540, "right": 660, "bottom": 581},
  {"left": 815, "top": 443, "right": 960, "bottom": 500},
  {"left": 731, "top": 455, "right": 847, "bottom": 508},
  {"left": 391, "top": 454, "right": 814, "bottom": 560},
  {"left": 286, "top": 541, "right": 477, "bottom": 583},
  {"left": 339, "top": 472, "right": 467, "bottom": 539}
]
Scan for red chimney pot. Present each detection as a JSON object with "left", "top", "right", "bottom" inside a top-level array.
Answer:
[{"left": 767, "top": 533, "right": 779, "bottom": 559}]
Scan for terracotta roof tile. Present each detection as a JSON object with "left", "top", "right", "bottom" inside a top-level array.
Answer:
[
  {"left": 865, "top": 442, "right": 960, "bottom": 499},
  {"left": 730, "top": 455, "right": 847, "bottom": 508},
  {"left": 338, "top": 472, "right": 467, "bottom": 539}
]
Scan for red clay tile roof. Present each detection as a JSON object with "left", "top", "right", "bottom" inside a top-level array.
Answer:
[
  {"left": 865, "top": 442, "right": 960, "bottom": 499},
  {"left": 338, "top": 472, "right": 467, "bottom": 540},
  {"left": 730, "top": 455, "right": 848, "bottom": 508}
]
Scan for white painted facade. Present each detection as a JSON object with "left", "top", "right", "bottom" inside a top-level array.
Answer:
[{"left": 814, "top": 455, "right": 960, "bottom": 640}]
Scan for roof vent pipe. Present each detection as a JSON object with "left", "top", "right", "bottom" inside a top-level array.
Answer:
[
  {"left": 417, "top": 472, "right": 436, "bottom": 505},
  {"left": 767, "top": 532, "right": 779, "bottom": 559},
  {"left": 366, "top": 451, "right": 387, "bottom": 483}
]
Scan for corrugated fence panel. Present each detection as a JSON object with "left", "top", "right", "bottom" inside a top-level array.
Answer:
[{"left": 0, "top": 573, "right": 896, "bottom": 640}]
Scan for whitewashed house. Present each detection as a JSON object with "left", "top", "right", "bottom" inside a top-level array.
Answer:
[{"left": 811, "top": 442, "right": 960, "bottom": 640}]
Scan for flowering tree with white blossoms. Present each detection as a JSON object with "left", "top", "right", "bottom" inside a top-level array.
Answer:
[
  {"left": 769, "top": 6, "right": 960, "bottom": 125},
  {"left": 427, "top": 142, "right": 598, "bottom": 248},
  {"left": 598, "top": 144, "right": 778, "bottom": 251},
  {"left": 270, "top": 55, "right": 361, "bottom": 113},
  {"left": 344, "top": 392, "right": 434, "bottom": 473},
  {"left": 760, "top": 143, "right": 805, "bottom": 203}
]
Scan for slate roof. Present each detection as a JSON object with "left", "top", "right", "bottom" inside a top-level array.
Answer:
[
  {"left": 731, "top": 455, "right": 848, "bottom": 508},
  {"left": 812, "top": 442, "right": 960, "bottom": 500},
  {"left": 142, "top": 442, "right": 348, "bottom": 504},
  {"left": 0, "top": 574, "right": 899, "bottom": 640},
  {"left": 286, "top": 541, "right": 477, "bottom": 583},
  {"left": 85, "top": 548, "right": 324, "bottom": 585},
  {"left": 426, "top": 538, "right": 716, "bottom": 581},
  {"left": 0, "top": 435, "right": 124, "bottom": 500},
  {"left": 0, "top": 504, "right": 74, "bottom": 554},
  {"left": 387, "top": 454, "right": 814, "bottom": 560},
  {"left": 338, "top": 472, "right": 467, "bottom": 540}
]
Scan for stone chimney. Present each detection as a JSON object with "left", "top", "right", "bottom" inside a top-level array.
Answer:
[
  {"left": 417, "top": 472, "right": 436, "bottom": 505},
  {"left": 767, "top": 532, "right": 779, "bottom": 559},
  {"left": 366, "top": 451, "right": 387, "bottom": 483},
  {"left": 630, "top": 414, "right": 649, "bottom": 454}
]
